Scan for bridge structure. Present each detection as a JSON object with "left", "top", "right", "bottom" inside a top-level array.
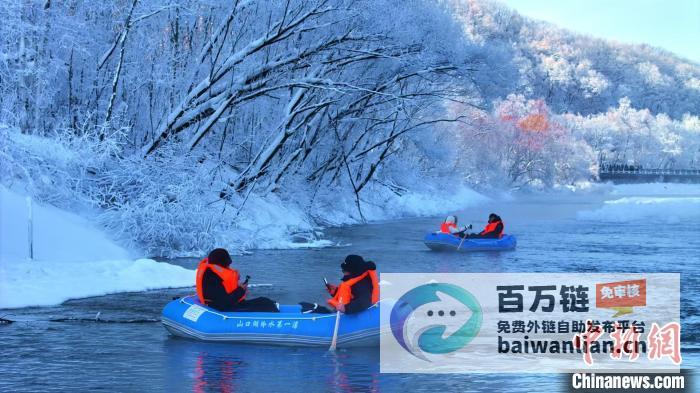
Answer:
[{"left": 599, "top": 164, "right": 700, "bottom": 183}]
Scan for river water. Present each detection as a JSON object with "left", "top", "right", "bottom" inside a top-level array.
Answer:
[{"left": 1, "top": 191, "right": 699, "bottom": 392}]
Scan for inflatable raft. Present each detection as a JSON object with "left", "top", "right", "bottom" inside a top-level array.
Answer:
[
  {"left": 423, "top": 232, "right": 517, "bottom": 251},
  {"left": 162, "top": 295, "right": 380, "bottom": 347}
]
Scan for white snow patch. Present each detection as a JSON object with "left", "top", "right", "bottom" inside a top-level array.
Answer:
[
  {"left": 218, "top": 192, "right": 332, "bottom": 251},
  {"left": 0, "top": 258, "right": 194, "bottom": 309},
  {"left": 577, "top": 196, "right": 700, "bottom": 223},
  {"left": 609, "top": 183, "right": 700, "bottom": 197},
  {"left": 553, "top": 182, "right": 700, "bottom": 197}
]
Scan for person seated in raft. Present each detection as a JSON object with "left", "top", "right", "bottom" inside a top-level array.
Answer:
[
  {"left": 300, "top": 255, "right": 379, "bottom": 314},
  {"left": 196, "top": 248, "right": 279, "bottom": 312},
  {"left": 439, "top": 215, "right": 471, "bottom": 236},
  {"left": 460, "top": 213, "right": 504, "bottom": 239}
]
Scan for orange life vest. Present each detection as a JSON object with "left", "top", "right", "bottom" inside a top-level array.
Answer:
[
  {"left": 480, "top": 220, "right": 504, "bottom": 238},
  {"left": 328, "top": 270, "right": 380, "bottom": 309},
  {"left": 440, "top": 222, "right": 457, "bottom": 233},
  {"left": 368, "top": 269, "right": 379, "bottom": 304},
  {"left": 195, "top": 258, "right": 242, "bottom": 305}
]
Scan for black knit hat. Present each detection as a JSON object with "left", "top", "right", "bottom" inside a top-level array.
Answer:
[
  {"left": 341, "top": 254, "right": 366, "bottom": 275},
  {"left": 208, "top": 248, "right": 232, "bottom": 267}
]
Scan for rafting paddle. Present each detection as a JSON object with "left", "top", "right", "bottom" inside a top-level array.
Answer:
[
  {"left": 457, "top": 224, "right": 473, "bottom": 250},
  {"left": 457, "top": 236, "right": 466, "bottom": 250},
  {"left": 329, "top": 296, "right": 342, "bottom": 351}
]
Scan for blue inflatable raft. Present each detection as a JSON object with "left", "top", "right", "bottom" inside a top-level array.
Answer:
[
  {"left": 162, "top": 295, "right": 380, "bottom": 347},
  {"left": 423, "top": 232, "right": 517, "bottom": 251}
]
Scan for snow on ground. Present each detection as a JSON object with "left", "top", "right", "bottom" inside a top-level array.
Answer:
[
  {"left": 216, "top": 191, "right": 340, "bottom": 252},
  {"left": 0, "top": 258, "right": 194, "bottom": 309},
  {"left": 608, "top": 183, "right": 700, "bottom": 196},
  {"left": 577, "top": 183, "right": 700, "bottom": 223},
  {"left": 578, "top": 196, "right": 700, "bottom": 223},
  {"left": 1, "top": 186, "right": 130, "bottom": 262},
  {"left": 0, "top": 186, "right": 194, "bottom": 309}
]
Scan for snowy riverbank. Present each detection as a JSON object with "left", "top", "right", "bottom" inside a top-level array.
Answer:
[
  {"left": 1, "top": 126, "right": 491, "bottom": 258},
  {"left": 3, "top": 181, "right": 698, "bottom": 309},
  {"left": 0, "top": 181, "right": 486, "bottom": 308},
  {"left": 0, "top": 186, "right": 194, "bottom": 309},
  {"left": 576, "top": 183, "right": 700, "bottom": 223}
]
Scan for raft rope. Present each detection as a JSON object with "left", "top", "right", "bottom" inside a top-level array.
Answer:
[{"left": 179, "top": 295, "right": 381, "bottom": 321}]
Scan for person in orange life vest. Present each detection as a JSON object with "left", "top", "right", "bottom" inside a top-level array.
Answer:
[
  {"left": 462, "top": 213, "right": 504, "bottom": 239},
  {"left": 324, "top": 255, "right": 379, "bottom": 314},
  {"left": 300, "top": 255, "right": 379, "bottom": 314},
  {"left": 439, "top": 215, "right": 471, "bottom": 236},
  {"left": 196, "top": 248, "right": 279, "bottom": 312}
]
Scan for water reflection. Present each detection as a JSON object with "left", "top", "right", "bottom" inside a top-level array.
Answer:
[
  {"left": 192, "top": 352, "right": 242, "bottom": 393},
  {"left": 164, "top": 339, "right": 382, "bottom": 392}
]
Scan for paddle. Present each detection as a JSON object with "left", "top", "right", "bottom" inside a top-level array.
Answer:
[
  {"left": 457, "top": 235, "right": 466, "bottom": 250},
  {"left": 457, "top": 224, "right": 472, "bottom": 250},
  {"left": 329, "top": 296, "right": 343, "bottom": 351}
]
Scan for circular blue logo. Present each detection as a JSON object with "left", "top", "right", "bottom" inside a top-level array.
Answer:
[{"left": 390, "top": 283, "right": 482, "bottom": 361}]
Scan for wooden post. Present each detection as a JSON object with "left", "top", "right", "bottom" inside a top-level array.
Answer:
[{"left": 26, "top": 196, "right": 33, "bottom": 261}]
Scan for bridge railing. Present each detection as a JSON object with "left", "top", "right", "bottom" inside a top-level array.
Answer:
[{"left": 599, "top": 168, "right": 700, "bottom": 176}]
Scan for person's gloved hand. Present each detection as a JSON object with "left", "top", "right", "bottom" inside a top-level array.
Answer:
[{"left": 326, "top": 284, "right": 338, "bottom": 296}]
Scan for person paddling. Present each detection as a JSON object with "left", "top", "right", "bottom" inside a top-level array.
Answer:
[
  {"left": 196, "top": 248, "right": 279, "bottom": 312},
  {"left": 461, "top": 213, "right": 504, "bottom": 239},
  {"left": 439, "top": 215, "right": 471, "bottom": 236}
]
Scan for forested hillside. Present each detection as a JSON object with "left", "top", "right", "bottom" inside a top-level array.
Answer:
[
  {"left": 448, "top": 0, "right": 700, "bottom": 188},
  {"left": 1, "top": 0, "right": 698, "bottom": 255},
  {"left": 451, "top": 0, "right": 700, "bottom": 117}
]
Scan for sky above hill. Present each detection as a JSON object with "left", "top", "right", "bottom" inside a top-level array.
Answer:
[{"left": 500, "top": 0, "right": 700, "bottom": 63}]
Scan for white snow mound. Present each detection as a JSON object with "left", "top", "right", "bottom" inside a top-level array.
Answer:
[
  {"left": 577, "top": 196, "right": 700, "bottom": 223},
  {"left": 610, "top": 183, "right": 700, "bottom": 197}
]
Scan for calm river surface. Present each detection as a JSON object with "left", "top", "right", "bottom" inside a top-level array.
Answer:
[{"left": 2, "top": 191, "right": 699, "bottom": 392}]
